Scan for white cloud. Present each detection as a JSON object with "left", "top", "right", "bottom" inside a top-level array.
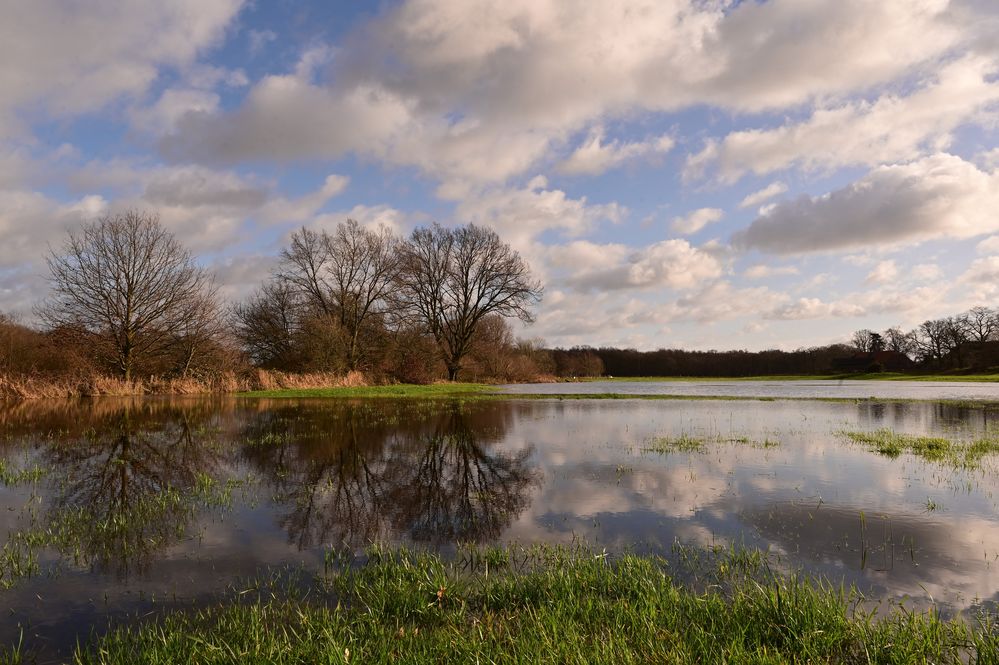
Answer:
[
  {"left": 454, "top": 176, "right": 625, "bottom": 249},
  {"left": 744, "top": 264, "right": 799, "bottom": 280},
  {"left": 962, "top": 256, "right": 999, "bottom": 284},
  {"left": 739, "top": 182, "right": 788, "bottom": 209},
  {"left": 558, "top": 127, "right": 673, "bottom": 176},
  {"left": 733, "top": 154, "right": 999, "bottom": 254},
  {"left": 564, "top": 239, "right": 724, "bottom": 292},
  {"left": 976, "top": 236, "right": 999, "bottom": 254},
  {"left": 670, "top": 208, "right": 723, "bottom": 235},
  {"left": 765, "top": 286, "right": 944, "bottom": 320},
  {"left": 910, "top": 263, "right": 943, "bottom": 281},
  {"left": 159, "top": 0, "right": 969, "bottom": 184},
  {"left": 866, "top": 260, "right": 899, "bottom": 285},
  {"left": 692, "top": 55, "right": 999, "bottom": 183},
  {"left": 0, "top": 0, "right": 243, "bottom": 138}
]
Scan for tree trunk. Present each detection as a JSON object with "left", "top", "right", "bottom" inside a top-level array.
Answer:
[{"left": 447, "top": 363, "right": 460, "bottom": 381}]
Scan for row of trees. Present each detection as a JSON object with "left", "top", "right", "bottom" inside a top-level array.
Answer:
[
  {"left": 7, "top": 212, "right": 543, "bottom": 383},
  {"left": 234, "top": 220, "right": 541, "bottom": 380},
  {"left": 852, "top": 306, "right": 999, "bottom": 366}
]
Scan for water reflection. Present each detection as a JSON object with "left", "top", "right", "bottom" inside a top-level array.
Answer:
[
  {"left": 3, "top": 394, "right": 999, "bottom": 661},
  {"left": 41, "top": 407, "right": 220, "bottom": 575},
  {"left": 242, "top": 401, "right": 538, "bottom": 547}
]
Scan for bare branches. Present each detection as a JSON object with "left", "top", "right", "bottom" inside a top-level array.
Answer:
[
  {"left": 398, "top": 223, "right": 542, "bottom": 380},
  {"left": 38, "top": 211, "right": 219, "bottom": 380},
  {"left": 276, "top": 221, "right": 402, "bottom": 370}
]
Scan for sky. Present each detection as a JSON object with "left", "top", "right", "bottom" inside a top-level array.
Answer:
[{"left": 1, "top": 0, "right": 998, "bottom": 352}]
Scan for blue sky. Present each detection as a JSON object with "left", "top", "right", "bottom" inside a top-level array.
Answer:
[{"left": 2, "top": 0, "right": 998, "bottom": 351}]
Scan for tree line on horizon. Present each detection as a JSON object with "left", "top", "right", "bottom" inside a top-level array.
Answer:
[{"left": 3, "top": 210, "right": 998, "bottom": 388}]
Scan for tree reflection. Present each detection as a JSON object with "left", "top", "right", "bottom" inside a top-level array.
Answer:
[
  {"left": 388, "top": 404, "right": 536, "bottom": 542},
  {"left": 243, "top": 401, "right": 538, "bottom": 548},
  {"left": 39, "top": 404, "right": 221, "bottom": 575}
]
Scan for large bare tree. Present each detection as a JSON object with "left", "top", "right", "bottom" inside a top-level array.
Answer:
[
  {"left": 399, "top": 223, "right": 542, "bottom": 380},
  {"left": 279, "top": 220, "right": 401, "bottom": 370},
  {"left": 39, "top": 211, "right": 218, "bottom": 380}
]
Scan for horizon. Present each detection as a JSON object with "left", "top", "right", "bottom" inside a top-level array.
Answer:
[{"left": 2, "top": 1, "right": 998, "bottom": 352}]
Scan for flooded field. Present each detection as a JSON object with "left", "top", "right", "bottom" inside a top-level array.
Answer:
[
  {"left": 502, "top": 378, "right": 999, "bottom": 401},
  {"left": 3, "top": 391, "right": 999, "bottom": 660}
]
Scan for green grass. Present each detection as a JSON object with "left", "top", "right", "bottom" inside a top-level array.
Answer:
[
  {"left": 71, "top": 544, "right": 998, "bottom": 664},
  {"left": 642, "top": 434, "right": 778, "bottom": 454},
  {"left": 841, "top": 429, "right": 999, "bottom": 469},
  {"left": 241, "top": 383, "right": 495, "bottom": 399}
]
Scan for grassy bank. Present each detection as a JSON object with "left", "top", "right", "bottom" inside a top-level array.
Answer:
[{"left": 62, "top": 545, "right": 997, "bottom": 664}]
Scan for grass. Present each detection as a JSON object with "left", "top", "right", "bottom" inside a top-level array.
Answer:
[
  {"left": 69, "top": 544, "right": 998, "bottom": 664},
  {"left": 643, "top": 434, "right": 779, "bottom": 454},
  {"left": 841, "top": 429, "right": 999, "bottom": 469}
]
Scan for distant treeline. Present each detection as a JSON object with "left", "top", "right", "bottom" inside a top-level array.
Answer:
[{"left": 546, "top": 345, "right": 854, "bottom": 378}]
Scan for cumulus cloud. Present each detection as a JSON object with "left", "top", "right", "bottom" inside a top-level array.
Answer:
[
  {"left": 0, "top": 0, "right": 243, "bottom": 138},
  {"left": 455, "top": 176, "right": 625, "bottom": 248},
  {"left": 670, "top": 208, "right": 724, "bottom": 235},
  {"left": 562, "top": 239, "right": 724, "bottom": 292},
  {"left": 765, "top": 286, "right": 943, "bottom": 321},
  {"left": 739, "top": 182, "right": 788, "bottom": 209},
  {"left": 732, "top": 154, "right": 999, "bottom": 254},
  {"left": 557, "top": 127, "right": 673, "bottom": 176},
  {"left": 158, "top": 0, "right": 969, "bottom": 184},
  {"left": 865, "top": 260, "right": 899, "bottom": 285},
  {"left": 744, "top": 264, "right": 799, "bottom": 280},
  {"left": 690, "top": 55, "right": 999, "bottom": 183}
]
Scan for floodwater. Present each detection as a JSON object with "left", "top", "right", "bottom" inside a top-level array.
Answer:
[
  {"left": 501, "top": 378, "right": 999, "bottom": 401},
  {"left": 2, "top": 390, "right": 999, "bottom": 661}
]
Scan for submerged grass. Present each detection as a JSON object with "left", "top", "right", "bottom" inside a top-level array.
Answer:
[
  {"left": 841, "top": 429, "right": 999, "bottom": 469},
  {"left": 643, "top": 433, "right": 778, "bottom": 454},
  {"left": 72, "top": 544, "right": 998, "bottom": 664}
]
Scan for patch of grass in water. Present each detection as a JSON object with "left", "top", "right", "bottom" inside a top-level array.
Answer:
[
  {"left": 0, "top": 457, "right": 48, "bottom": 487},
  {"left": 643, "top": 433, "right": 708, "bottom": 453},
  {"left": 841, "top": 429, "right": 999, "bottom": 469},
  {"left": 71, "top": 544, "right": 999, "bottom": 664},
  {"left": 644, "top": 434, "right": 779, "bottom": 454}
]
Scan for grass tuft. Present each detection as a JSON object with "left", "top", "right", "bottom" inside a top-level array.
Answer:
[{"left": 841, "top": 429, "right": 999, "bottom": 469}]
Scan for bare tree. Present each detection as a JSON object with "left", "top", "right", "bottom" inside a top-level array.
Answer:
[
  {"left": 911, "top": 319, "right": 950, "bottom": 364},
  {"left": 232, "top": 280, "right": 302, "bottom": 368},
  {"left": 851, "top": 329, "right": 883, "bottom": 353},
  {"left": 279, "top": 220, "right": 401, "bottom": 370},
  {"left": 398, "top": 223, "right": 543, "bottom": 380},
  {"left": 883, "top": 327, "right": 915, "bottom": 356},
  {"left": 962, "top": 306, "right": 998, "bottom": 343},
  {"left": 39, "top": 211, "right": 217, "bottom": 380}
]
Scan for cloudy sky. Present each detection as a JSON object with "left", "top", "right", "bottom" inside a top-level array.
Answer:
[{"left": 2, "top": 0, "right": 998, "bottom": 351}]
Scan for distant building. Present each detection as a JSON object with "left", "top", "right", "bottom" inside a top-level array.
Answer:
[{"left": 831, "top": 350, "right": 915, "bottom": 373}]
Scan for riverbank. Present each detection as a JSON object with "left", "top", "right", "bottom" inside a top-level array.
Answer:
[{"left": 62, "top": 545, "right": 997, "bottom": 664}]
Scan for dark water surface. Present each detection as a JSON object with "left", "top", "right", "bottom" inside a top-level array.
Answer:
[{"left": 2, "top": 395, "right": 999, "bottom": 661}]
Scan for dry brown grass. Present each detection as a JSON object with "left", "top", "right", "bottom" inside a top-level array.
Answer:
[{"left": 0, "top": 369, "right": 372, "bottom": 401}]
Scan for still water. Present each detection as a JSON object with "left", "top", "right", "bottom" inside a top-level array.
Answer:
[
  {"left": 501, "top": 378, "right": 999, "bottom": 400},
  {"left": 2, "top": 393, "right": 999, "bottom": 660}
]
